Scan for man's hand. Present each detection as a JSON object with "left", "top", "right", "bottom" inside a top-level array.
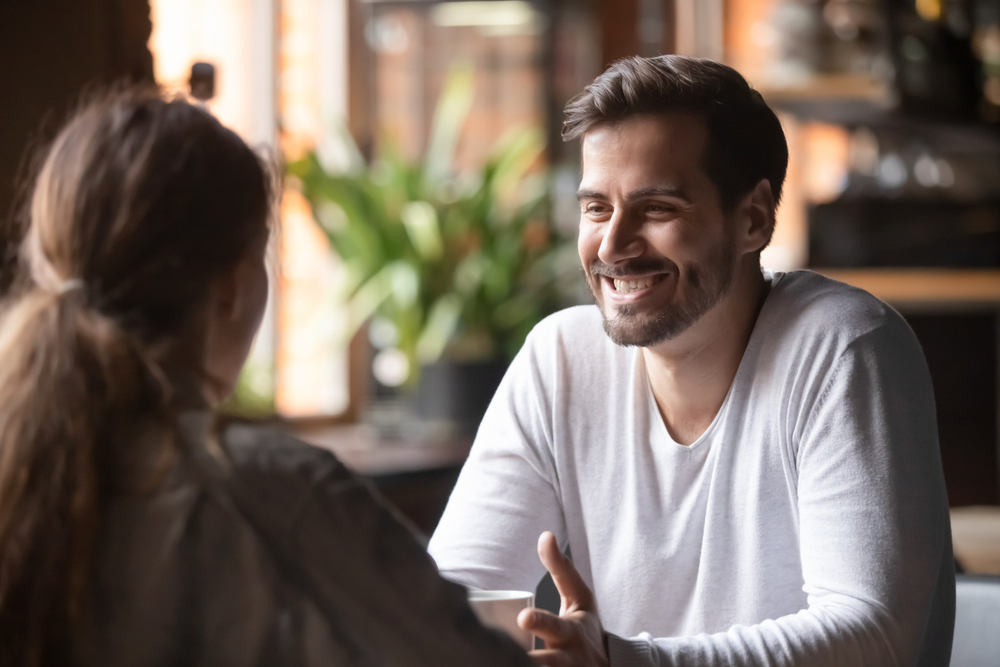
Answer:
[{"left": 517, "top": 532, "right": 610, "bottom": 667}]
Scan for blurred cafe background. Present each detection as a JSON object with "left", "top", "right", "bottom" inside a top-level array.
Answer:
[{"left": 1, "top": 0, "right": 1000, "bottom": 576}]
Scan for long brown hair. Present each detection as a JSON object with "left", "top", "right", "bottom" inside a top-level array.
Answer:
[{"left": 0, "top": 89, "right": 272, "bottom": 664}]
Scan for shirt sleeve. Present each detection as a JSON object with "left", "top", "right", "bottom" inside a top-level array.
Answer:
[
  {"left": 429, "top": 325, "right": 568, "bottom": 594},
  {"left": 604, "top": 318, "right": 955, "bottom": 667}
]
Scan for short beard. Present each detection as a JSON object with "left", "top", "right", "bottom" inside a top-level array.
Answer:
[{"left": 587, "top": 241, "right": 736, "bottom": 348}]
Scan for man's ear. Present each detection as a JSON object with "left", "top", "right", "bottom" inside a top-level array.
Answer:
[{"left": 739, "top": 179, "right": 775, "bottom": 255}]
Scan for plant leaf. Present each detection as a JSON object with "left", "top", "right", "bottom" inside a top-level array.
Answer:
[
  {"left": 316, "top": 115, "right": 366, "bottom": 175},
  {"left": 423, "top": 62, "right": 475, "bottom": 191},
  {"left": 345, "top": 265, "right": 395, "bottom": 341},
  {"left": 491, "top": 126, "right": 546, "bottom": 202},
  {"left": 416, "top": 294, "right": 462, "bottom": 364},
  {"left": 401, "top": 201, "right": 444, "bottom": 261},
  {"left": 388, "top": 261, "right": 420, "bottom": 309}
]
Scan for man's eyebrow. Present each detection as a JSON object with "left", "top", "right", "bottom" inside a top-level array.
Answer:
[
  {"left": 575, "top": 186, "right": 691, "bottom": 202},
  {"left": 627, "top": 186, "right": 690, "bottom": 201}
]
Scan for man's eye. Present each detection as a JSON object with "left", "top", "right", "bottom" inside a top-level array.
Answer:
[{"left": 585, "top": 204, "right": 608, "bottom": 215}]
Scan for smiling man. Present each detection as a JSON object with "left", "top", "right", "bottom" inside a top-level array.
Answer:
[{"left": 428, "top": 56, "right": 954, "bottom": 667}]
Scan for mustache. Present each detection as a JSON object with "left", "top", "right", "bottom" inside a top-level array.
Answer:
[{"left": 588, "top": 258, "right": 676, "bottom": 278}]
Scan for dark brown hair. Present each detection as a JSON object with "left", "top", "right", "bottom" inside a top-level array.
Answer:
[
  {"left": 0, "top": 89, "right": 272, "bottom": 664},
  {"left": 563, "top": 55, "right": 788, "bottom": 214}
]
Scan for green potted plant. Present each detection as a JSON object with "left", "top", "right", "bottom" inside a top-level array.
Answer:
[{"left": 287, "top": 65, "right": 570, "bottom": 434}]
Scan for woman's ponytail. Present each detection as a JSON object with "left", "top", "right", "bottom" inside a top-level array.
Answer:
[
  {"left": 0, "top": 88, "right": 271, "bottom": 664},
  {"left": 0, "top": 285, "right": 166, "bottom": 664}
]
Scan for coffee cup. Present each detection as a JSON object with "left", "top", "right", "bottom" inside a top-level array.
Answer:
[{"left": 468, "top": 589, "right": 535, "bottom": 650}]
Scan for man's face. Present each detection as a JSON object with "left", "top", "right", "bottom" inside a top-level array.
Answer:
[{"left": 577, "top": 113, "right": 738, "bottom": 347}]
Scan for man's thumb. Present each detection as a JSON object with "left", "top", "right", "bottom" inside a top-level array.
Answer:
[{"left": 537, "top": 531, "right": 594, "bottom": 613}]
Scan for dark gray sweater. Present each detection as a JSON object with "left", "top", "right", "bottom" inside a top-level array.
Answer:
[{"left": 85, "top": 412, "right": 530, "bottom": 666}]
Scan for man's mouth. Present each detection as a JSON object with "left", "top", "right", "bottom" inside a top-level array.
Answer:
[{"left": 606, "top": 273, "right": 666, "bottom": 295}]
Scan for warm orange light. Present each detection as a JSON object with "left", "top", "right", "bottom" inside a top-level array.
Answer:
[
  {"left": 149, "top": 0, "right": 351, "bottom": 417},
  {"left": 725, "top": 0, "right": 777, "bottom": 85},
  {"left": 276, "top": 0, "right": 350, "bottom": 416},
  {"left": 762, "top": 113, "right": 808, "bottom": 272},
  {"left": 803, "top": 122, "right": 851, "bottom": 205},
  {"left": 916, "top": 0, "right": 942, "bottom": 22},
  {"left": 147, "top": 0, "right": 254, "bottom": 138},
  {"left": 276, "top": 189, "right": 348, "bottom": 415}
]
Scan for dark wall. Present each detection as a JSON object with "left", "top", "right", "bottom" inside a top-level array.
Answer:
[
  {"left": 906, "top": 312, "right": 1000, "bottom": 506},
  {"left": 0, "top": 0, "right": 154, "bottom": 292}
]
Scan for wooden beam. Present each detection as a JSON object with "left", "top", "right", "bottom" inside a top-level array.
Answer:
[{"left": 597, "top": 0, "right": 640, "bottom": 68}]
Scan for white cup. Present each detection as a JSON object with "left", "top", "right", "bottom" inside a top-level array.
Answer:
[{"left": 468, "top": 589, "right": 535, "bottom": 650}]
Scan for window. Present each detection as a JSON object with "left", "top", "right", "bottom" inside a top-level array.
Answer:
[{"left": 148, "top": 0, "right": 352, "bottom": 418}]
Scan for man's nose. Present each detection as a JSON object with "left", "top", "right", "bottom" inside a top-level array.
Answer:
[{"left": 598, "top": 211, "right": 644, "bottom": 265}]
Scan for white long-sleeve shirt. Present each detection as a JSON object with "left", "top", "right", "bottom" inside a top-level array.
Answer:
[{"left": 429, "top": 270, "right": 954, "bottom": 666}]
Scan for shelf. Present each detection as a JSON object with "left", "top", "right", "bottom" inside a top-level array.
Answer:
[
  {"left": 758, "top": 74, "right": 895, "bottom": 125},
  {"left": 759, "top": 74, "right": 892, "bottom": 104},
  {"left": 816, "top": 268, "right": 1000, "bottom": 309}
]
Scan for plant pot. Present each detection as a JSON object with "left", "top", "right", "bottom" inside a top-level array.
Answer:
[{"left": 414, "top": 358, "right": 509, "bottom": 439}]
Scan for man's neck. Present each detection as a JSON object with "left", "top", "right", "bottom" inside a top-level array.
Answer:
[{"left": 641, "top": 266, "right": 769, "bottom": 446}]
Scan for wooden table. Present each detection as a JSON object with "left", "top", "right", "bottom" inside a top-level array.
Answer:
[
  {"left": 295, "top": 423, "right": 474, "bottom": 477},
  {"left": 952, "top": 506, "right": 1000, "bottom": 575}
]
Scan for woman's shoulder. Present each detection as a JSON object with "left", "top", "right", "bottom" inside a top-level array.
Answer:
[
  {"left": 213, "top": 419, "right": 419, "bottom": 546},
  {"left": 220, "top": 420, "right": 353, "bottom": 486},
  {"left": 208, "top": 419, "right": 386, "bottom": 538}
]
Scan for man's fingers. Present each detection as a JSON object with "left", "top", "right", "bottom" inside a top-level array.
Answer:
[
  {"left": 536, "top": 531, "right": 594, "bottom": 612},
  {"left": 518, "top": 607, "right": 573, "bottom": 645}
]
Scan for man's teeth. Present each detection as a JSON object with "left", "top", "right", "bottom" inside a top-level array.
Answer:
[{"left": 613, "top": 277, "right": 656, "bottom": 294}]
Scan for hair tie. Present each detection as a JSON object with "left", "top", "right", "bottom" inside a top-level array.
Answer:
[{"left": 55, "top": 279, "right": 85, "bottom": 295}]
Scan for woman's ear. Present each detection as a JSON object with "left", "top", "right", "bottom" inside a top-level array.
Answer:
[
  {"left": 739, "top": 179, "right": 776, "bottom": 255},
  {"left": 211, "top": 254, "right": 264, "bottom": 325},
  {"left": 210, "top": 260, "right": 243, "bottom": 323},
  {"left": 201, "top": 252, "right": 269, "bottom": 405}
]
